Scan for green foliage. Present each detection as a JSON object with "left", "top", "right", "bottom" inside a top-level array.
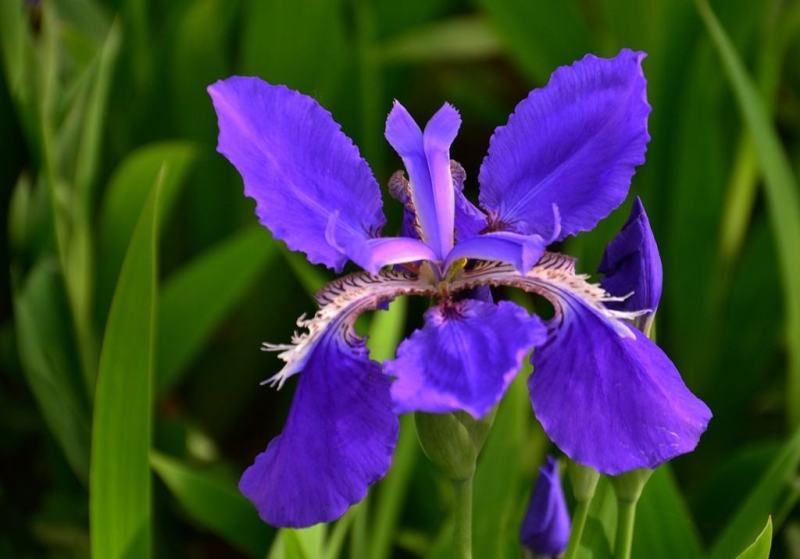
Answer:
[
  {"left": 736, "top": 517, "right": 773, "bottom": 559},
  {"left": 3, "top": 0, "right": 800, "bottom": 556},
  {"left": 90, "top": 173, "right": 161, "bottom": 559}
]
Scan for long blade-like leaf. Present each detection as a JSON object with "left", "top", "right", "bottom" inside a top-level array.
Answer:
[
  {"left": 696, "top": 0, "right": 800, "bottom": 427},
  {"left": 90, "top": 171, "right": 161, "bottom": 559},
  {"left": 710, "top": 428, "right": 800, "bottom": 558},
  {"left": 150, "top": 452, "right": 271, "bottom": 558},
  {"left": 157, "top": 227, "right": 276, "bottom": 393}
]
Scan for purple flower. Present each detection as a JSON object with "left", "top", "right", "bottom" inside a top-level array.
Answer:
[
  {"left": 520, "top": 456, "right": 571, "bottom": 556},
  {"left": 208, "top": 49, "right": 711, "bottom": 528}
]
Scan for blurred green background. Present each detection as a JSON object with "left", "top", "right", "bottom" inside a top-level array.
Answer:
[{"left": 1, "top": 0, "right": 800, "bottom": 557}]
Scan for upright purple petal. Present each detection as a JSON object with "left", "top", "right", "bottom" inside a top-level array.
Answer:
[
  {"left": 520, "top": 456, "right": 571, "bottom": 556},
  {"left": 479, "top": 49, "right": 651, "bottom": 240},
  {"left": 529, "top": 286, "right": 711, "bottom": 474},
  {"left": 387, "top": 299, "right": 545, "bottom": 419},
  {"left": 599, "top": 197, "right": 662, "bottom": 317},
  {"left": 209, "top": 77, "right": 385, "bottom": 271},
  {"left": 385, "top": 102, "right": 461, "bottom": 258},
  {"left": 444, "top": 231, "right": 547, "bottom": 274}
]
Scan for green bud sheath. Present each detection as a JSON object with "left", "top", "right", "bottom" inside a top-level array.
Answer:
[{"left": 414, "top": 410, "right": 495, "bottom": 481}]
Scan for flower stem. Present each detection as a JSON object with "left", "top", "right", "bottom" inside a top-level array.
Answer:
[
  {"left": 563, "top": 498, "right": 591, "bottom": 559},
  {"left": 453, "top": 477, "right": 473, "bottom": 559},
  {"left": 615, "top": 499, "right": 638, "bottom": 559}
]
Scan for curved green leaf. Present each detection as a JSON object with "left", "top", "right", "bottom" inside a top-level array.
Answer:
[
  {"left": 736, "top": 517, "right": 772, "bottom": 559},
  {"left": 151, "top": 452, "right": 271, "bottom": 558},
  {"left": 157, "top": 227, "right": 276, "bottom": 393}
]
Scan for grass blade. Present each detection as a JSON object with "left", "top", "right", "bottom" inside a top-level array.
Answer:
[
  {"left": 13, "top": 260, "right": 91, "bottom": 482},
  {"left": 150, "top": 452, "right": 271, "bottom": 558},
  {"left": 710, "top": 428, "right": 800, "bottom": 558},
  {"left": 157, "top": 227, "right": 276, "bottom": 393},
  {"left": 736, "top": 517, "right": 772, "bottom": 559},
  {"left": 379, "top": 16, "right": 501, "bottom": 63},
  {"left": 696, "top": 0, "right": 800, "bottom": 427},
  {"left": 90, "top": 171, "right": 162, "bottom": 559}
]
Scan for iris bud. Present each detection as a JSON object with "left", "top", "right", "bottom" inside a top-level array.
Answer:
[
  {"left": 414, "top": 410, "right": 495, "bottom": 481},
  {"left": 520, "top": 455, "right": 571, "bottom": 557}
]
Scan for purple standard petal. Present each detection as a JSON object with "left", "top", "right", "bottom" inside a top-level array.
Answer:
[
  {"left": 479, "top": 49, "right": 651, "bottom": 240},
  {"left": 599, "top": 197, "right": 662, "bottom": 319},
  {"left": 529, "top": 287, "right": 711, "bottom": 474},
  {"left": 240, "top": 330, "right": 398, "bottom": 527},
  {"left": 388, "top": 160, "right": 486, "bottom": 242},
  {"left": 385, "top": 102, "right": 461, "bottom": 258},
  {"left": 209, "top": 77, "right": 385, "bottom": 271},
  {"left": 387, "top": 299, "right": 545, "bottom": 419},
  {"left": 520, "top": 456, "right": 571, "bottom": 556},
  {"left": 444, "top": 231, "right": 547, "bottom": 274}
]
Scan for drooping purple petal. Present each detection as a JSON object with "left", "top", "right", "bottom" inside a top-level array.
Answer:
[
  {"left": 209, "top": 77, "right": 384, "bottom": 272},
  {"left": 599, "top": 197, "right": 662, "bottom": 320},
  {"left": 529, "top": 285, "right": 711, "bottom": 474},
  {"left": 444, "top": 231, "right": 547, "bottom": 274},
  {"left": 479, "top": 49, "right": 651, "bottom": 240},
  {"left": 240, "top": 327, "right": 398, "bottom": 527},
  {"left": 387, "top": 299, "right": 545, "bottom": 419},
  {"left": 520, "top": 456, "right": 571, "bottom": 556},
  {"left": 385, "top": 101, "right": 460, "bottom": 258}
]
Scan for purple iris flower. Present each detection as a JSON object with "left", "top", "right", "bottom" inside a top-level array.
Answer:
[
  {"left": 208, "top": 48, "right": 711, "bottom": 528},
  {"left": 520, "top": 456, "right": 571, "bottom": 557}
]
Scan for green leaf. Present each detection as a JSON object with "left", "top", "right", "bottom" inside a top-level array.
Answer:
[
  {"left": 150, "top": 451, "right": 270, "bottom": 558},
  {"left": 367, "top": 298, "right": 415, "bottom": 559},
  {"left": 473, "top": 370, "right": 541, "bottom": 559},
  {"left": 157, "top": 227, "right": 276, "bottom": 393},
  {"left": 268, "top": 526, "right": 326, "bottom": 559},
  {"left": 697, "top": 0, "right": 800, "bottom": 427},
  {"left": 96, "top": 142, "right": 196, "bottom": 323},
  {"left": 474, "top": 0, "right": 592, "bottom": 82},
  {"left": 736, "top": 517, "right": 772, "bottom": 559},
  {"left": 379, "top": 16, "right": 501, "bottom": 63},
  {"left": 711, "top": 428, "right": 800, "bottom": 558},
  {"left": 577, "top": 477, "right": 617, "bottom": 559},
  {"left": 240, "top": 0, "right": 347, "bottom": 106},
  {"left": 74, "top": 19, "right": 121, "bottom": 213},
  {"left": 13, "top": 260, "right": 91, "bottom": 482},
  {"left": 632, "top": 466, "right": 703, "bottom": 559},
  {"left": 282, "top": 248, "right": 328, "bottom": 298},
  {"left": 90, "top": 172, "right": 162, "bottom": 559}
]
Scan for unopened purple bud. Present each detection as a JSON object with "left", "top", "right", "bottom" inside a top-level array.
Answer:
[
  {"left": 599, "top": 197, "right": 662, "bottom": 333},
  {"left": 520, "top": 455, "right": 571, "bottom": 556}
]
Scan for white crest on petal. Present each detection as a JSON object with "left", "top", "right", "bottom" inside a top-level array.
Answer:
[
  {"left": 261, "top": 268, "right": 436, "bottom": 389},
  {"left": 453, "top": 255, "right": 641, "bottom": 339}
]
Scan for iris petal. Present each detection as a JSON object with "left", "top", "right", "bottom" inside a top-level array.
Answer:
[
  {"left": 529, "top": 282, "right": 711, "bottom": 474},
  {"left": 444, "top": 231, "right": 547, "bottom": 273},
  {"left": 599, "top": 196, "right": 662, "bottom": 316},
  {"left": 244, "top": 269, "right": 438, "bottom": 527},
  {"left": 387, "top": 299, "right": 545, "bottom": 419},
  {"left": 450, "top": 260, "right": 711, "bottom": 474},
  {"left": 209, "top": 77, "right": 385, "bottom": 272},
  {"left": 478, "top": 49, "right": 651, "bottom": 240},
  {"left": 240, "top": 328, "right": 398, "bottom": 527},
  {"left": 385, "top": 101, "right": 460, "bottom": 258}
]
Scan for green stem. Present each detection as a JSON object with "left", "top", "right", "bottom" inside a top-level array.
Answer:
[
  {"left": 615, "top": 500, "right": 638, "bottom": 559},
  {"left": 563, "top": 498, "right": 591, "bottom": 559},
  {"left": 453, "top": 477, "right": 473, "bottom": 559}
]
